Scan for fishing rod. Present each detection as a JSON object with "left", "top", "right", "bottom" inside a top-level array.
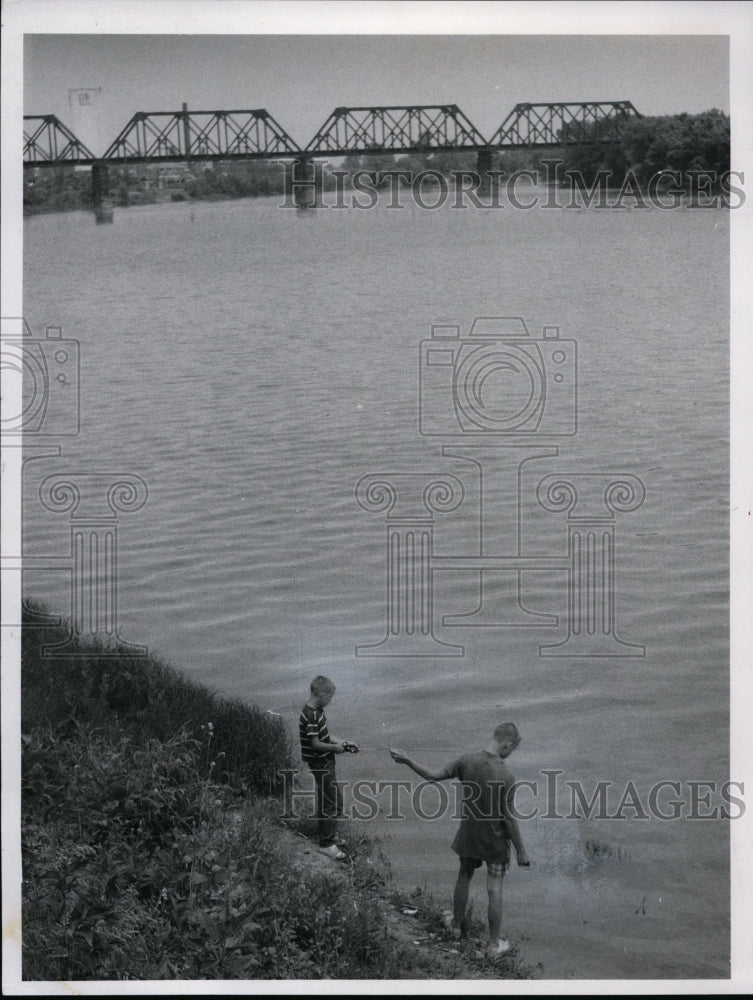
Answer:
[
  {"left": 362, "top": 747, "right": 459, "bottom": 752},
  {"left": 266, "top": 711, "right": 528, "bottom": 754},
  {"left": 264, "top": 713, "right": 460, "bottom": 753}
]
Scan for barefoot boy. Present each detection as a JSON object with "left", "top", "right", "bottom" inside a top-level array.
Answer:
[
  {"left": 299, "top": 675, "right": 359, "bottom": 860},
  {"left": 390, "top": 722, "right": 530, "bottom": 958}
]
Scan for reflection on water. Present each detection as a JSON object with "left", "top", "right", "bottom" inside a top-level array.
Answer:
[{"left": 22, "top": 194, "right": 729, "bottom": 978}]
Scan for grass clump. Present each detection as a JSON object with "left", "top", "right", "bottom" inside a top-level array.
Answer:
[{"left": 21, "top": 604, "right": 292, "bottom": 795}]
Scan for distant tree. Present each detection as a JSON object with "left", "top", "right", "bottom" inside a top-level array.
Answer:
[
  {"left": 554, "top": 109, "right": 730, "bottom": 189},
  {"left": 620, "top": 109, "right": 730, "bottom": 181}
]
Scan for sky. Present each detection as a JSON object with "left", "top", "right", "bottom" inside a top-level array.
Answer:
[{"left": 23, "top": 33, "right": 731, "bottom": 158}]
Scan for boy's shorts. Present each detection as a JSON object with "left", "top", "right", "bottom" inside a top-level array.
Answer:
[{"left": 459, "top": 856, "right": 506, "bottom": 877}]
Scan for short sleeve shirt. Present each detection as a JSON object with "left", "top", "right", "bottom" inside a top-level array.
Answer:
[
  {"left": 441, "top": 751, "right": 514, "bottom": 863},
  {"left": 299, "top": 704, "right": 334, "bottom": 768}
]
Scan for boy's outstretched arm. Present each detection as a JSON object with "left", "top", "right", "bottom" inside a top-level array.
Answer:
[{"left": 390, "top": 748, "right": 449, "bottom": 782}]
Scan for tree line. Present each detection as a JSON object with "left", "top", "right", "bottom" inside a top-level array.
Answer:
[{"left": 553, "top": 108, "right": 730, "bottom": 186}]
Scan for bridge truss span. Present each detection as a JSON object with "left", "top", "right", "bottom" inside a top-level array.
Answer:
[
  {"left": 103, "top": 109, "right": 302, "bottom": 163},
  {"left": 305, "top": 105, "right": 489, "bottom": 156},
  {"left": 24, "top": 115, "right": 95, "bottom": 166},
  {"left": 489, "top": 101, "right": 642, "bottom": 149}
]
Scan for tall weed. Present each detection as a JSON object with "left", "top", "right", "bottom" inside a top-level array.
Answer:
[{"left": 22, "top": 601, "right": 294, "bottom": 793}]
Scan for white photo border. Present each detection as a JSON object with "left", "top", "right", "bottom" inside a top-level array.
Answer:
[{"left": 2, "top": 2, "right": 751, "bottom": 995}]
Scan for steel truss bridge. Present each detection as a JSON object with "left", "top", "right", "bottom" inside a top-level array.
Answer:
[
  {"left": 24, "top": 100, "right": 641, "bottom": 167},
  {"left": 23, "top": 100, "right": 640, "bottom": 218}
]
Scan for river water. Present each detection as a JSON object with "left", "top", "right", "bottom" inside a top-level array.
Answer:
[{"left": 22, "top": 189, "right": 730, "bottom": 980}]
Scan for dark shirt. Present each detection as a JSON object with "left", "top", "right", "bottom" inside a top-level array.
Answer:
[
  {"left": 299, "top": 703, "right": 335, "bottom": 768},
  {"left": 440, "top": 750, "right": 514, "bottom": 863}
]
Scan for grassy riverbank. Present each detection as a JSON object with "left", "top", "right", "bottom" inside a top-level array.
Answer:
[{"left": 20, "top": 606, "right": 530, "bottom": 981}]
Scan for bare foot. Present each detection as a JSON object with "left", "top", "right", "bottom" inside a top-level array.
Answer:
[
  {"left": 442, "top": 910, "right": 462, "bottom": 940},
  {"left": 485, "top": 937, "right": 511, "bottom": 959}
]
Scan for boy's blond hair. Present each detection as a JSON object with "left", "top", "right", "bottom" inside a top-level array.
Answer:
[{"left": 310, "top": 675, "right": 336, "bottom": 697}]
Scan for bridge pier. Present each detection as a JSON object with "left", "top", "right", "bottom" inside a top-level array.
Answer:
[
  {"left": 289, "top": 155, "right": 323, "bottom": 210},
  {"left": 476, "top": 148, "right": 500, "bottom": 199},
  {"left": 92, "top": 161, "right": 114, "bottom": 223}
]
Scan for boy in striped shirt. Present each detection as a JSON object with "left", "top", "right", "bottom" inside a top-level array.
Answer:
[{"left": 299, "top": 675, "right": 359, "bottom": 859}]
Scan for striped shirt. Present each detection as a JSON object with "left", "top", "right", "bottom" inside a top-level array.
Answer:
[{"left": 299, "top": 703, "right": 334, "bottom": 767}]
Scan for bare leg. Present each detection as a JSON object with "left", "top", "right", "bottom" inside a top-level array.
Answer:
[
  {"left": 487, "top": 872, "right": 505, "bottom": 943},
  {"left": 452, "top": 865, "right": 475, "bottom": 930}
]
